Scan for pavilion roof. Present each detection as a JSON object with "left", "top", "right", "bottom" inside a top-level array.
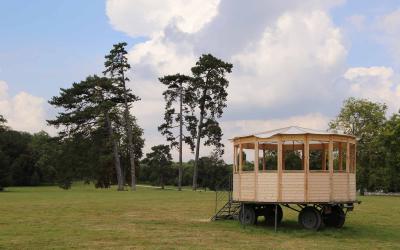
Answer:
[{"left": 233, "top": 126, "right": 355, "bottom": 140}]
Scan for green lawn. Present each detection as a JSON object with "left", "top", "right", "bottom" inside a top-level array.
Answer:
[{"left": 0, "top": 184, "right": 399, "bottom": 249}]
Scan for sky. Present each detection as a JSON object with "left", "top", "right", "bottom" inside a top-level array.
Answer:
[{"left": 1, "top": 0, "right": 400, "bottom": 163}]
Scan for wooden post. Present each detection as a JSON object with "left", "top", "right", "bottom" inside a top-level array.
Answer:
[
  {"left": 277, "top": 138, "right": 283, "bottom": 202},
  {"left": 338, "top": 143, "right": 343, "bottom": 171},
  {"left": 262, "top": 149, "right": 266, "bottom": 171},
  {"left": 301, "top": 143, "right": 305, "bottom": 170},
  {"left": 282, "top": 144, "right": 286, "bottom": 171},
  {"left": 239, "top": 144, "right": 243, "bottom": 173},
  {"left": 346, "top": 141, "right": 350, "bottom": 200},
  {"left": 354, "top": 143, "right": 357, "bottom": 174},
  {"left": 322, "top": 143, "right": 326, "bottom": 171},
  {"left": 329, "top": 137, "right": 334, "bottom": 201},
  {"left": 233, "top": 145, "right": 237, "bottom": 173},
  {"left": 346, "top": 142, "right": 350, "bottom": 173},
  {"left": 254, "top": 141, "right": 259, "bottom": 201},
  {"left": 304, "top": 136, "right": 309, "bottom": 202},
  {"left": 239, "top": 144, "right": 243, "bottom": 200}
]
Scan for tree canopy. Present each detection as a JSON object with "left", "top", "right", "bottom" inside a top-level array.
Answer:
[
  {"left": 330, "top": 97, "right": 390, "bottom": 194},
  {"left": 104, "top": 42, "right": 140, "bottom": 191},
  {"left": 188, "top": 54, "right": 233, "bottom": 190},
  {"left": 142, "top": 145, "right": 173, "bottom": 189}
]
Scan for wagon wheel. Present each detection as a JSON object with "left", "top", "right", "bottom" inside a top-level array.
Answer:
[
  {"left": 239, "top": 205, "right": 256, "bottom": 225},
  {"left": 298, "top": 206, "right": 322, "bottom": 230},
  {"left": 323, "top": 205, "right": 346, "bottom": 228},
  {"left": 264, "top": 205, "right": 283, "bottom": 226}
]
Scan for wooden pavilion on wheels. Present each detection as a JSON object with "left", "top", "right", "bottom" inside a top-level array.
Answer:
[{"left": 219, "top": 126, "right": 359, "bottom": 230}]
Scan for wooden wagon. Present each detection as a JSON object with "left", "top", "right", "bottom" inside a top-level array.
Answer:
[{"left": 230, "top": 126, "right": 358, "bottom": 230}]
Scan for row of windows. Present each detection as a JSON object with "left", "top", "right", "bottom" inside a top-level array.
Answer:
[{"left": 234, "top": 141, "right": 356, "bottom": 173}]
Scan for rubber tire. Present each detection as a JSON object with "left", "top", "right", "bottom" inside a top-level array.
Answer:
[
  {"left": 264, "top": 205, "right": 283, "bottom": 226},
  {"left": 298, "top": 206, "right": 322, "bottom": 230},
  {"left": 323, "top": 205, "right": 345, "bottom": 228},
  {"left": 239, "top": 205, "right": 256, "bottom": 225}
]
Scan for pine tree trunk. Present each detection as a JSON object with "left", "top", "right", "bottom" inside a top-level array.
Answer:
[
  {"left": 121, "top": 74, "right": 136, "bottom": 191},
  {"left": 105, "top": 112, "right": 124, "bottom": 191},
  {"left": 126, "top": 107, "right": 136, "bottom": 191},
  {"left": 161, "top": 170, "right": 165, "bottom": 190},
  {"left": 193, "top": 110, "right": 204, "bottom": 191},
  {"left": 178, "top": 83, "right": 183, "bottom": 191}
]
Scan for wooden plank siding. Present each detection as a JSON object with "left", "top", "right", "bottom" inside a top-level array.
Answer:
[
  {"left": 333, "top": 173, "right": 348, "bottom": 201},
  {"left": 233, "top": 172, "right": 356, "bottom": 203},
  {"left": 349, "top": 173, "right": 357, "bottom": 200},
  {"left": 232, "top": 173, "right": 239, "bottom": 200},
  {"left": 308, "top": 173, "right": 331, "bottom": 202},
  {"left": 257, "top": 173, "right": 278, "bottom": 202},
  {"left": 281, "top": 173, "right": 305, "bottom": 202},
  {"left": 239, "top": 172, "right": 255, "bottom": 201}
]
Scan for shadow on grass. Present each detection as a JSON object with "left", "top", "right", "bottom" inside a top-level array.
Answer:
[
  {"left": 0, "top": 190, "right": 13, "bottom": 193},
  {"left": 212, "top": 218, "right": 397, "bottom": 242}
]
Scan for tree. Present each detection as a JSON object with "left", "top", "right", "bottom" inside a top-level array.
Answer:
[
  {"left": 117, "top": 114, "right": 145, "bottom": 186},
  {"left": 104, "top": 42, "right": 140, "bottom": 191},
  {"left": 329, "top": 97, "right": 387, "bottom": 194},
  {"left": 379, "top": 112, "right": 400, "bottom": 192},
  {"left": 48, "top": 75, "right": 125, "bottom": 190},
  {"left": 0, "top": 115, "right": 10, "bottom": 190},
  {"left": 0, "top": 116, "right": 10, "bottom": 191},
  {"left": 0, "top": 115, "right": 7, "bottom": 131},
  {"left": 188, "top": 54, "right": 233, "bottom": 190},
  {"left": 158, "top": 74, "right": 195, "bottom": 191},
  {"left": 0, "top": 128, "right": 56, "bottom": 189},
  {"left": 0, "top": 149, "right": 11, "bottom": 191},
  {"left": 53, "top": 137, "right": 84, "bottom": 189},
  {"left": 142, "top": 145, "right": 173, "bottom": 189},
  {"left": 197, "top": 152, "right": 231, "bottom": 191},
  {"left": 30, "top": 131, "right": 58, "bottom": 184}
]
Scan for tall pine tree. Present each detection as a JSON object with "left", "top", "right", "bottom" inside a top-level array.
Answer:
[
  {"left": 158, "top": 74, "right": 196, "bottom": 190},
  {"left": 104, "top": 42, "right": 140, "bottom": 191},
  {"left": 188, "top": 54, "right": 233, "bottom": 190}
]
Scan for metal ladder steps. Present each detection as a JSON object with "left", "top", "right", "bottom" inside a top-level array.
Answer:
[{"left": 212, "top": 201, "right": 241, "bottom": 221}]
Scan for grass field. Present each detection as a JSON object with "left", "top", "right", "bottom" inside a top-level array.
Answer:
[{"left": 1, "top": 184, "right": 400, "bottom": 249}]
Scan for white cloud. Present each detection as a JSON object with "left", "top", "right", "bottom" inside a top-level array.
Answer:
[
  {"left": 128, "top": 33, "right": 196, "bottom": 77},
  {"left": 346, "top": 14, "right": 366, "bottom": 31},
  {"left": 344, "top": 66, "right": 400, "bottom": 114},
  {"left": 106, "top": 0, "right": 220, "bottom": 37},
  {"left": 0, "top": 80, "right": 8, "bottom": 99},
  {"left": 377, "top": 9, "right": 400, "bottom": 64},
  {"left": 229, "top": 10, "right": 347, "bottom": 109},
  {"left": 0, "top": 80, "right": 49, "bottom": 133},
  {"left": 379, "top": 9, "right": 400, "bottom": 35}
]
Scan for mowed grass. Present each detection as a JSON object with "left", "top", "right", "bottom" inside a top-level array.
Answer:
[{"left": 0, "top": 184, "right": 400, "bottom": 249}]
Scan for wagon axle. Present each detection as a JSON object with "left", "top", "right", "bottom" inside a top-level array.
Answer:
[{"left": 238, "top": 203, "right": 351, "bottom": 230}]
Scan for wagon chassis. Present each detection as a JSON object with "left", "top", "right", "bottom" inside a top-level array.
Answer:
[{"left": 238, "top": 200, "right": 360, "bottom": 230}]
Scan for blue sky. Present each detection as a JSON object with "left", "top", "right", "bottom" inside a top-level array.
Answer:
[
  {"left": 0, "top": 0, "right": 143, "bottom": 98},
  {"left": 332, "top": 0, "right": 397, "bottom": 67},
  {"left": 1, "top": 0, "right": 400, "bottom": 161}
]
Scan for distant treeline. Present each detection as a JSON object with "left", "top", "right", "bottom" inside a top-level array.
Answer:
[{"left": 0, "top": 125, "right": 230, "bottom": 191}]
